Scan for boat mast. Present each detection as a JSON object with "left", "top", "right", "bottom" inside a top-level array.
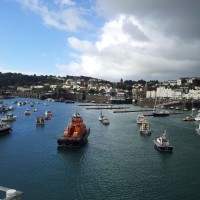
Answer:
[{"left": 153, "top": 90, "right": 157, "bottom": 112}]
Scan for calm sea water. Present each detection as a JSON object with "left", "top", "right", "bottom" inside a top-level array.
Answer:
[{"left": 0, "top": 98, "right": 200, "bottom": 200}]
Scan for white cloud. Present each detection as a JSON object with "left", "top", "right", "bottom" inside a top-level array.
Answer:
[
  {"left": 56, "top": 14, "right": 200, "bottom": 81},
  {"left": 68, "top": 37, "right": 97, "bottom": 54},
  {"left": 17, "top": 0, "right": 89, "bottom": 31},
  {"left": 54, "top": 0, "right": 76, "bottom": 6},
  {"left": 15, "top": 0, "right": 200, "bottom": 81}
]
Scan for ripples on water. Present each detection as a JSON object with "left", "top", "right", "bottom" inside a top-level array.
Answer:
[{"left": 0, "top": 98, "right": 200, "bottom": 200}]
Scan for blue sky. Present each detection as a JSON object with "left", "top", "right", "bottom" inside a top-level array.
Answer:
[{"left": 0, "top": 0, "right": 200, "bottom": 82}]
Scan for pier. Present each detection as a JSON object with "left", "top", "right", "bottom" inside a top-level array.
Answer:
[
  {"left": 78, "top": 104, "right": 111, "bottom": 107},
  {"left": 86, "top": 106, "right": 130, "bottom": 110},
  {"left": 113, "top": 109, "right": 183, "bottom": 115},
  {"left": 113, "top": 109, "right": 153, "bottom": 113}
]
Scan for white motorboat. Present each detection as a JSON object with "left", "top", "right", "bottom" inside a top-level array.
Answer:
[
  {"left": 102, "top": 118, "right": 110, "bottom": 125},
  {"left": 136, "top": 114, "right": 146, "bottom": 124},
  {"left": 30, "top": 102, "right": 35, "bottom": 107},
  {"left": 17, "top": 102, "right": 22, "bottom": 107},
  {"left": 25, "top": 109, "right": 31, "bottom": 115},
  {"left": 140, "top": 120, "right": 151, "bottom": 135},
  {"left": 1, "top": 113, "right": 17, "bottom": 122},
  {"left": 153, "top": 130, "right": 173, "bottom": 152},
  {"left": 8, "top": 106, "right": 14, "bottom": 111},
  {"left": 33, "top": 108, "right": 38, "bottom": 112},
  {"left": 0, "top": 122, "right": 12, "bottom": 136}
]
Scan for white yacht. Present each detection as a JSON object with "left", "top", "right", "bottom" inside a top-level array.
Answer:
[
  {"left": 1, "top": 113, "right": 17, "bottom": 122},
  {"left": 25, "top": 109, "right": 31, "bottom": 115},
  {"left": 136, "top": 114, "right": 146, "bottom": 124},
  {"left": 0, "top": 123, "right": 12, "bottom": 136}
]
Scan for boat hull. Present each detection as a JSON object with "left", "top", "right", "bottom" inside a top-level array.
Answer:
[
  {"left": 0, "top": 126, "right": 12, "bottom": 136},
  {"left": 36, "top": 123, "right": 45, "bottom": 126},
  {"left": 57, "top": 129, "right": 90, "bottom": 147},
  {"left": 182, "top": 117, "right": 195, "bottom": 121},
  {"left": 2, "top": 118, "right": 16, "bottom": 122},
  {"left": 140, "top": 130, "right": 151, "bottom": 135},
  {"left": 153, "top": 140, "right": 173, "bottom": 152},
  {"left": 153, "top": 112, "right": 169, "bottom": 117}
]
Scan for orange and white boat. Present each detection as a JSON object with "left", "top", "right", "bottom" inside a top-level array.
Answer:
[{"left": 57, "top": 112, "right": 90, "bottom": 147}]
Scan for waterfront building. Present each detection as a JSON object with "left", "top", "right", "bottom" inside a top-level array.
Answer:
[
  {"left": 183, "top": 89, "right": 200, "bottom": 100},
  {"left": 146, "top": 87, "right": 182, "bottom": 100}
]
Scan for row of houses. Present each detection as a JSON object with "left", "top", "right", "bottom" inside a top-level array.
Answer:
[
  {"left": 16, "top": 78, "right": 114, "bottom": 94},
  {"left": 15, "top": 77, "right": 200, "bottom": 100},
  {"left": 146, "top": 87, "right": 200, "bottom": 100}
]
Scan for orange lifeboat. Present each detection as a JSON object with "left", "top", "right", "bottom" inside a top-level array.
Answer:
[
  {"left": 57, "top": 112, "right": 90, "bottom": 147},
  {"left": 63, "top": 125, "right": 74, "bottom": 137}
]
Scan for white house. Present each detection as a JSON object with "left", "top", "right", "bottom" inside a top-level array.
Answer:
[{"left": 183, "top": 89, "right": 200, "bottom": 99}]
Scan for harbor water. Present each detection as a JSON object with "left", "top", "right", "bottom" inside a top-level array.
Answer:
[{"left": 0, "top": 98, "right": 200, "bottom": 200}]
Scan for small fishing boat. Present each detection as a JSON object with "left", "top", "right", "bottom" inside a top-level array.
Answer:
[
  {"left": 99, "top": 112, "right": 105, "bottom": 121},
  {"left": 30, "top": 102, "right": 35, "bottom": 107},
  {"left": 8, "top": 106, "right": 14, "bottom": 111},
  {"left": 153, "top": 130, "right": 173, "bottom": 152},
  {"left": 1, "top": 113, "right": 17, "bottom": 122},
  {"left": 57, "top": 112, "right": 90, "bottom": 147},
  {"left": 182, "top": 116, "right": 195, "bottom": 121},
  {"left": 0, "top": 122, "right": 12, "bottom": 136},
  {"left": 17, "top": 102, "right": 22, "bottom": 107},
  {"left": 33, "top": 108, "right": 38, "bottom": 112},
  {"left": 45, "top": 110, "right": 52, "bottom": 120},
  {"left": 0, "top": 105, "right": 8, "bottom": 113},
  {"left": 140, "top": 120, "right": 151, "bottom": 135},
  {"left": 183, "top": 108, "right": 195, "bottom": 121},
  {"left": 24, "top": 109, "right": 31, "bottom": 115},
  {"left": 35, "top": 116, "right": 45, "bottom": 126},
  {"left": 102, "top": 118, "right": 110, "bottom": 125},
  {"left": 136, "top": 114, "right": 146, "bottom": 124}
]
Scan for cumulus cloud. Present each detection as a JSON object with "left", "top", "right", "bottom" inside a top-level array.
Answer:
[
  {"left": 17, "top": 0, "right": 89, "bottom": 31},
  {"left": 16, "top": 0, "right": 200, "bottom": 81},
  {"left": 68, "top": 37, "right": 97, "bottom": 54},
  {"left": 57, "top": 11, "right": 200, "bottom": 81},
  {"left": 96, "top": 0, "right": 200, "bottom": 41}
]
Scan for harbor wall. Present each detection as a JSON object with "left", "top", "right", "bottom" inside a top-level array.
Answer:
[{"left": 9, "top": 92, "right": 110, "bottom": 103}]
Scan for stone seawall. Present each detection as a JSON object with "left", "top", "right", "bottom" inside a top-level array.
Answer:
[{"left": 10, "top": 92, "right": 110, "bottom": 103}]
